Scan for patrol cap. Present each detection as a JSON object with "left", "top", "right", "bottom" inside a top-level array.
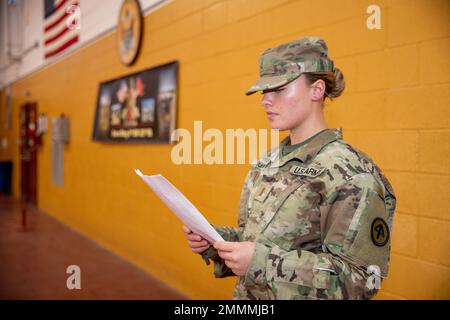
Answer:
[{"left": 245, "top": 36, "right": 334, "bottom": 96}]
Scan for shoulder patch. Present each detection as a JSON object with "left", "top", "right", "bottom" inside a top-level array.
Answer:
[
  {"left": 290, "top": 165, "right": 326, "bottom": 178},
  {"left": 371, "top": 218, "right": 390, "bottom": 247}
]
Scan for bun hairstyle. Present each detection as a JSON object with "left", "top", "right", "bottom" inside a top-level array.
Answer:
[{"left": 303, "top": 67, "right": 346, "bottom": 101}]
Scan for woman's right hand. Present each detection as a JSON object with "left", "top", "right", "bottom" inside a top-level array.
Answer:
[{"left": 182, "top": 225, "right": 211, "bottom": 254}]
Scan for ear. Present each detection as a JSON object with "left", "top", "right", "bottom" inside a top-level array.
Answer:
[{"left": 310, "top": 80, "right": 326, "bottom": 101}]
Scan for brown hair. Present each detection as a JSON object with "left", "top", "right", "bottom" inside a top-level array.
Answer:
[{"left": 303, "top": 67, "right": 345, "bottom": 101}]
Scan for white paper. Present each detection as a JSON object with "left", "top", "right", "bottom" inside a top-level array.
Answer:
[{"left": 134, "top": 169, "right": 224, "bottom": 243}]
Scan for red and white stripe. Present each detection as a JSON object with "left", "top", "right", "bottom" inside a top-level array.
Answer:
[{"left": 44, "top": 0, "right": 79, "bottom": 59}]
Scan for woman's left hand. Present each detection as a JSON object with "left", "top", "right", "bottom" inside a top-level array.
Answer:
[{"left": 213, "top": 241, "right": 255, "bottom": 276}]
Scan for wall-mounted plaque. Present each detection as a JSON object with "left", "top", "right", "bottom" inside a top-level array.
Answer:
[{"left": 117, "top": 0, "right": 143, "bottom": 66}]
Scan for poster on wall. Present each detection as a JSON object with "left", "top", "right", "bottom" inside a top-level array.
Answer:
[{"left": 92, "top": 61, "right": 178, "bottom": 143}]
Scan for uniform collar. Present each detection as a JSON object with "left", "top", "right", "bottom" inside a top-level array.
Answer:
[{"left": 267, "top": 128, "right": 343, "bottom": 168}]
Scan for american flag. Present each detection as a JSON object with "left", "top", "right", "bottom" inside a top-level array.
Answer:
[{"left": 44, "top": 0, "right": 80, "bottom": 59}]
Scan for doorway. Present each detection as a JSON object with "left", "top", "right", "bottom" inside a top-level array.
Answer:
[{"left": 20, "top": 102, "right": 38, "bottom": 205}]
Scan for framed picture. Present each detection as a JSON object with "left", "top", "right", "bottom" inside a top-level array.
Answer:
[{"left": 92, "top": 61, "right": 178, "bottom": 143}]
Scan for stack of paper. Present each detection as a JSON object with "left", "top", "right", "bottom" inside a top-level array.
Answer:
[{"left": 135, "top": 169, "right": 224, "bottom": 244}]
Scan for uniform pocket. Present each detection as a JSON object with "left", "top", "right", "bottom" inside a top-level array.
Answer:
[
  {"left": 267, "top": 257, "right": 336, "bottom": 299},
  {"left": 262, "top": 184, "right": 321, "bottom": 252},
  {"left": 265, "top": 248, "right": 335, "bottom": 290},
  {"left": 311, "top": 258, "right": 335, "bottom": 289}
]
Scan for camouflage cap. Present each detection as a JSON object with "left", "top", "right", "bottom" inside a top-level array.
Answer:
[{"left": 245, "top": 36, "right": 334, "bottom": 95}]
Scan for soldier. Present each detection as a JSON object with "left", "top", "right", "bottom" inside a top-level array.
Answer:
[{"left": 183, "top": 36, "right": 396, "bottom": 300}]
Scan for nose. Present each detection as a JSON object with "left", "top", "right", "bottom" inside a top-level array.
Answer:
[{"left": 261, "top": 92, "right": 273, "bottom": 108}]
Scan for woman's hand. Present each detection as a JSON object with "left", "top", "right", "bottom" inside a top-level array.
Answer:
[
  {"left": 182, "top": 225, "right": 211, "bottom": 254},
  {"left": 213, "top": 241, "right": 255, "bottom": 276}
]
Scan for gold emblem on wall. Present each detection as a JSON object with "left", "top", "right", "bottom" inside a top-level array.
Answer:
[{"left": 117, "top": 0, "right": 143, "bottom": 66}]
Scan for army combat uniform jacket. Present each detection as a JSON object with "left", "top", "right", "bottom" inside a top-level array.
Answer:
[{"left": 202, "top": 128, "right": 396, "bottom": 300}]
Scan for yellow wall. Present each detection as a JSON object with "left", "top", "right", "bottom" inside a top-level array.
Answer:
[{"left": 1, "top": 0, "right": 449, "bottom": 299}]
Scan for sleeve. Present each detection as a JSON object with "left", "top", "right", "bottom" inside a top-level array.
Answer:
[
  {"left": 200, "top": 169, "right": 254, "bottom": 278},
  {"left": 200, "top": 225, "right": 242, "bottom": 278},
  {"left": 243, "top": 173, "right": 393, "bottom": 300}
]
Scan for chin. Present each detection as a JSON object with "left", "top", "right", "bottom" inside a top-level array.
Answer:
[
  {"left": 268, "top": 123, "right": 279, "bottom": 130},
  {"left": 269, "top": 121, "right": 289, "bottom": 131}
]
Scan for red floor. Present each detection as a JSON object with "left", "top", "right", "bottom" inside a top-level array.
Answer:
[{"left": 0, "top": 195, "right": 187, "bottom": 299}]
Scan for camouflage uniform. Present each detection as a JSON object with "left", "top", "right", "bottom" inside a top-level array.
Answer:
[
  {"left": 202, "top": 128, "right": 396, "bottom": 299},
  {"left": 200, "top": 37, "right": 396, "bottom": 299}
]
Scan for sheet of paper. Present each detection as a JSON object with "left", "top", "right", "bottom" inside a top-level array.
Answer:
[{"left": 134, "top": 169, "right": 224, "bottom": 243}]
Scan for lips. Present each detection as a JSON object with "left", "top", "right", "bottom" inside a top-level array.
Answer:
[{"left": 266, "top": 112, "right": 278, "bottom": 117}]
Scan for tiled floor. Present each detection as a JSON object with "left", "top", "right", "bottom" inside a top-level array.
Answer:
[{"left": 0, "top": 195, "right": 187, "bottom": 299}]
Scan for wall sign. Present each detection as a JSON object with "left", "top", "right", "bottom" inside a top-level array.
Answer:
[{"left": 92, "top": 61, "right": 178, "bottom": 143}]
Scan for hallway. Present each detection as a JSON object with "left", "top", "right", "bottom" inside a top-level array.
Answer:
[{"left": 0, "top": 196, "right": 187, "bottom": 299}]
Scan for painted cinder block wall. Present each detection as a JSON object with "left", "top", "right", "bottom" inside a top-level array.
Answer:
[{"left": 0, "top": 0, "right": 449, "bottom": 299}]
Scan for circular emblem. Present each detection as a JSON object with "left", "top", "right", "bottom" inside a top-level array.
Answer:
[
  {"left": 117, "top": 0, "right": 143, "bottom": 66},
  {"left": 371, "top": 218, "right": 389, "bottom": 247}
]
